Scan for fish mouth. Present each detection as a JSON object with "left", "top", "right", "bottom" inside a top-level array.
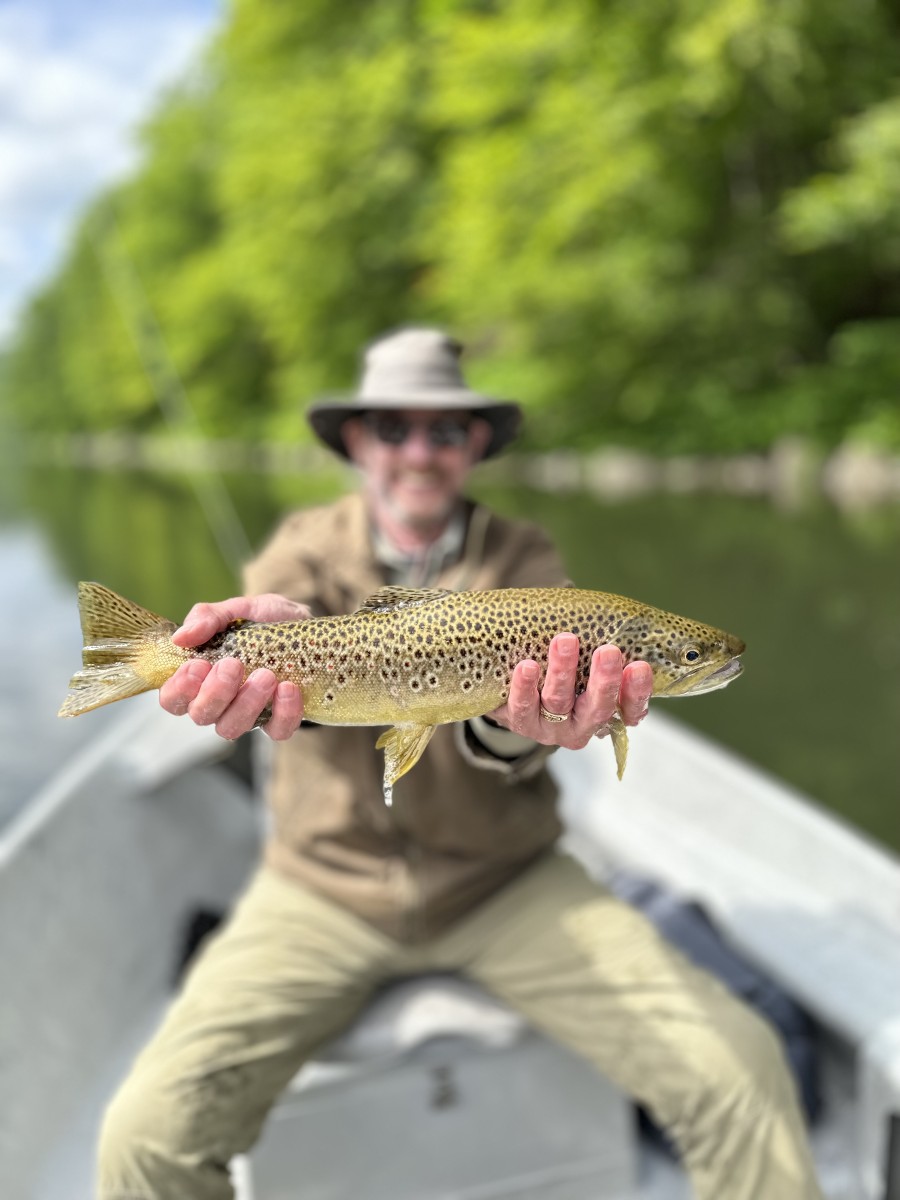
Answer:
[{"left": 660, "top": 656, "right": 744, "bottom": 697}]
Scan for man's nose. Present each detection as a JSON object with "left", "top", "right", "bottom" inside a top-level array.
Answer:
[{"left": 401, "top": 425, "right": 438, "bottom": 462}]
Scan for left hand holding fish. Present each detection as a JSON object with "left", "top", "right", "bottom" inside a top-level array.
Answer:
[
  {"left": 161, "top": 593, "right": 310, "bottom": 741},
  {"left": 488, "top": 633, "right": 653, "bottom": 750}
]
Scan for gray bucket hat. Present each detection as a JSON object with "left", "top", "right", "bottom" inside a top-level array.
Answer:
[{"left": 306, "top": 328, "right": 522, "bottom": 461}]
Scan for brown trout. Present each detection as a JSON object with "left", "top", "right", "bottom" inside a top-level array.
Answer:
[{"left": 59, "top": 582, "right": 745, "bottom": 802}]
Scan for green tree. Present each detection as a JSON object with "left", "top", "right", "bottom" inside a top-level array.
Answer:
[{"left": 3, "top": 0, "right": 899, "bottom": 451}]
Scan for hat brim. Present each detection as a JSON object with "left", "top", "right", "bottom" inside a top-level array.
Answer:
[{"left": 307, "top": 393, "right": 522, "bottom": 461}]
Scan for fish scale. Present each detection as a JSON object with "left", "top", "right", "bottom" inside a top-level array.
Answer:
[{"left": 59, "top": 582, "right": 745, "bottom": 804}]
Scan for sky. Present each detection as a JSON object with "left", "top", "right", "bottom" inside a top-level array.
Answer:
[{"left": 0, "top": 0, "right": 223, "bottom": 345}]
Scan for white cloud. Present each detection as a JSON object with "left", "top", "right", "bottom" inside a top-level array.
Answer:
[{"left": 0, "top": 2, "right": 221, "bottom": 343}]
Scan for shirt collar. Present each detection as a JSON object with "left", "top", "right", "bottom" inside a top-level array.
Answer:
[{"left": 371, "top": 506, "right": 467, "bottom": 587}]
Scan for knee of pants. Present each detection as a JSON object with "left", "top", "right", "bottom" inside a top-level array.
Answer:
[
  {"left": 722, "top": 1004, "right": 797, "bottom": 1106},
  {"left": 667, "top": 1004, "right": 797, "bottom": 1141},
  {"left": 98, "top": 1060, "right": 258, "bottom": 1190},
  {"left": 97, "top": 1072, "right": 186, "bottom": 1187}
]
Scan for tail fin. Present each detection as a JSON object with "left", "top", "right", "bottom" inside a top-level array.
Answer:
[{"left": 58, "top": 583, "right": 187, "bottom": 718}]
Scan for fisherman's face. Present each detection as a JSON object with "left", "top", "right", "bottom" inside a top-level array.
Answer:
[{"left": 343, "top": 409, "right": 491, "bottom": 536}]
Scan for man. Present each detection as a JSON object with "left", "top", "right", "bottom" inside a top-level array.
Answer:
[{"left": 98, "top": 329, "right": 822, "bottom": 1199}]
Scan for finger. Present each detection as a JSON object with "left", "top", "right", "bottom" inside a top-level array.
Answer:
[
  {"left": 263, "top": 681, "right": 304, "bottom": 741},
  {"left": 159, "top": 660, "right": 210, "bottom": 715},
  {"left": 252, "top": 595, "right": 313, "bottom": 624},
  {"left": 214, "top": 669, "right": 280, "bottom": 740},
  {"left": 619, "top": 660, "right": 653, "bottom": 726},
  {"left": 575, "top": 645, "right": 624, "bottom": 728},
  {"left": 539, "top": 633, "right": 580, "bottom": 719},
  {"left": 173, "top": 595, "right": 310, "bottom": 648},
  {"left": 504, "top": 660, "right": 541, "bottom": 734},
  {"left": 187, "top": 658, "right": 245, "bottom": 726},
  {"left": 172, "top": 601, "right": 237, "bottom": 648}
]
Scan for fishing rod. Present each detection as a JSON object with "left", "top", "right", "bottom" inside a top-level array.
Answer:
[{"left": 88, "top": 208, "right": 253, "bottom": 579}]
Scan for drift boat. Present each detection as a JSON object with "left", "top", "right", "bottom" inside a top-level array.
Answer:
[{"left": 1, "top": 702, "right": 898, "bottom": 1200}]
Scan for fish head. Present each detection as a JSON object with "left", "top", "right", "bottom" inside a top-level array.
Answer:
[{"left": 616, "top": 607, "right": 746, "bottom": 698}]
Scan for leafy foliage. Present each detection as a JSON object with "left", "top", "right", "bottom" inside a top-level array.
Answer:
[{"left": 3, "top": 0, "right": 899, "bottom": 451}]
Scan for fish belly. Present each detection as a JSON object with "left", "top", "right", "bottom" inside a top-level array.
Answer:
[{"left": 301, "top": 670, "right": 504, "bottom": 727}]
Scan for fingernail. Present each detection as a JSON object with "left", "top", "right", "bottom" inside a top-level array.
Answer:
[
  {"left": 521, "top": 663, "right": 539, "bottom": 683},
  {"left": 277, "top": 682, "right": 296, "bottom": 701},
  {"left": 186, "top": 660, "right": 208, "bottom": 680},
  {"left": 556, "top": 634, "right": 577, "bottom": 654},
  {"left": 598, "top": 645, "right": 622, "bottom": 667}
]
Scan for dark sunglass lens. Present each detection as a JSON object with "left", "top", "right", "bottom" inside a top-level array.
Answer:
[
  {"left": 365, "top": 412, "right": 470, "bottom": 447},
  {"left": 428, "top": 418, "right": 470, "bottom": 447},
  {"left": 368, "top": 413, "right": 409, "bottom": 444}
]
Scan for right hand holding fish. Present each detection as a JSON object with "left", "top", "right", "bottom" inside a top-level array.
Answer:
[
  {"left": 160, "top": 594, "right": 311, "bottom": 741},
  {"left": 489, "top": 634, "right": 653, "bottom": 750}
]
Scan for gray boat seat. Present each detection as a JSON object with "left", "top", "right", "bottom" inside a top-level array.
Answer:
[
  {"left": 289, "top": 974, "right": 525, "bottom": 1091},
  {"left": 242, "top": 974, "right": 640, "bottom": 1200}
]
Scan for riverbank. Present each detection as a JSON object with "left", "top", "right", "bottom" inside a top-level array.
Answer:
[{"left": 14, "top": 431, "right": 900, "bottom": 510}]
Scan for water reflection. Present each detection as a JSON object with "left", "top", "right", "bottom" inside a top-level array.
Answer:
[
  {"left": 4, "top": 464, "right": 898, "bottom": 851},
  {"left": 0, "top": 524, "right": 118, "bottom": 823},
  {"left": 15, "top": 465, "right": 349, "bottom": 618}
]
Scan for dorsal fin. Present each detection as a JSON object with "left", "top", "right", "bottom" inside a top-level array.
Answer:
[{"left": 356, "top": 586, "right": 451, "bottom": 613}]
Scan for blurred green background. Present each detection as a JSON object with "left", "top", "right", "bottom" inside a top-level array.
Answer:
[{"left": 2, "top": 0, "right": 900, "bottom": 453}]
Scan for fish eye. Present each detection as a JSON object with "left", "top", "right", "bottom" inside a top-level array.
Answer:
[{"left": 681, "top": 645, "right": 701, "bottom": 664}]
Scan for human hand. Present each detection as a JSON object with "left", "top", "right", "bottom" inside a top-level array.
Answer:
[
  {"left": 487, "top": 633, "right": 653, "bottom": 750},
  {"left": 159, "top": 594, "right": 310, "bottom": 741}
]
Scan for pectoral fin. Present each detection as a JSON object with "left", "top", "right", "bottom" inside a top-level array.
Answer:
[
  {"left": 594, "top": 712, "right": 629, "bottom": 780},
  {"left": 375, "top": 723, "right": 437, "bottom": 806}
]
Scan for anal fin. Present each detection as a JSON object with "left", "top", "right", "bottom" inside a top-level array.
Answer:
[
  {"left": 375, "top": 723, "right": 437, "bottom": 806},
  {"left": 594, "top": 711, "right": 629, "bottom": 780}
]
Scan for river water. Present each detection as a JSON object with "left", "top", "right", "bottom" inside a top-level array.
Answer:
[{"left": 2, "top": 462, "right": 898, "bottom": 850}]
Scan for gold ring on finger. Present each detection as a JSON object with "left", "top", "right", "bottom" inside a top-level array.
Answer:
[{"left": 540, "top": 704, "right": 570, "bottom": 723}]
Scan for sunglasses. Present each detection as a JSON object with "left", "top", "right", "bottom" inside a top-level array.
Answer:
[{"left": 363, "top": 411, "right": 472, "bottom": 448}]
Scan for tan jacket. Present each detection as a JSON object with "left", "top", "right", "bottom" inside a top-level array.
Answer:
[{"left": 244, "top": 492, "right": 569, "bottom": 942}]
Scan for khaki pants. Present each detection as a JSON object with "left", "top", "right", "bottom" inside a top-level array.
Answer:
[{"left": 98, "top": 853, "right": 822, "bottom": 1200}]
